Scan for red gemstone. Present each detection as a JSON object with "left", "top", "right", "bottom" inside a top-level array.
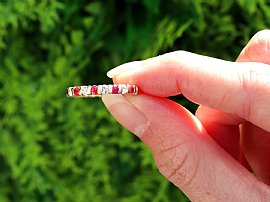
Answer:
[
  {"left": 129, "top": 85, "right": 135, "bottom": 94},
  {"left": 74, "top": 87, "right": 80, "bottom": 96},
  {"left": 88, "top": 86, "right": 92, "bottom": 94},
  {"left": 112, "top": 85, "right": 119, "bottom": 94},
  {"left": 91, "top": 85, "right": 98, "bottom": 95}
]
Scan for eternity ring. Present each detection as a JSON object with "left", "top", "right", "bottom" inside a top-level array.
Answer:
[{"left": 66, "top": 84, "right": 138, "bottom": 98}]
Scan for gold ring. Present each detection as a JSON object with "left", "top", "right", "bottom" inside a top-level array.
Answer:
[{"left": 66, "top": 84, "right": 138, "bottom": 98}]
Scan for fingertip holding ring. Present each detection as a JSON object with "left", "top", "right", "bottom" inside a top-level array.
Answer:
[{"left": 66, "top": 84, "right": 138, "bottom": 98}]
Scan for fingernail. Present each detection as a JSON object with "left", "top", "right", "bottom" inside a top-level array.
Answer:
[
  {"left": 102, "top": 94, "right": 149, "bottom": 137},
  {"left": 107, "top": 61, "right": 142, "bottom": 78}
]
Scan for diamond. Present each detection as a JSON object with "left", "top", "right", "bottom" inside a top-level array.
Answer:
[
  {"left": 121, "top": 84, "right": 128, "bottom": 94},
  {"left": 135, "top": 86, "right": 138, "bottom": 94},
  {"left": 97, "top": 85, "right": 102, "bottom": 94},
  {"left": 80, "top": 86, "right": 88, "bottom": 96},
  {"left": 87, "top": 86, "right": 92, "bottom": 95},
  {"left": 66, "top": 87, "right": 73, "bottom": 96},
  {"left": 108, "top": 85, "right": 113, "bottom": 93},
  {"left": 101, "top": 85, "right": 109, "bottom": 94}
]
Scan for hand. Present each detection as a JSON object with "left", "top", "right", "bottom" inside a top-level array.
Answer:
[{"left": 102, "top": 30, "right": 270, "bottom": 201}]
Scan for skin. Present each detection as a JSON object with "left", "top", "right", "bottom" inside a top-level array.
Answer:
[{"left": 102, "top": 30, "right": 270, "bottom": 201}]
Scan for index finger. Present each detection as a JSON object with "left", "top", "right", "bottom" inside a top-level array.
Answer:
[{"left": 107, "top": 51, "right": 270, "bottom": 132}]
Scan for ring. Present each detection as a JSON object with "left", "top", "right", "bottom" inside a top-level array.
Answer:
[{"left": 66, "top": 84, "right": 139, "bottom": 98}]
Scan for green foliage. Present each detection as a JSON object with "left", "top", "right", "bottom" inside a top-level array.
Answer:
[{"left": 0, "top": 0, "right": 269, "bottom": 201}]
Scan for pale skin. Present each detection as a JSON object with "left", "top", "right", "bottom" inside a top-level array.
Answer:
[{"left": 102, "top": 30, "right": 270, "bottom": 201}]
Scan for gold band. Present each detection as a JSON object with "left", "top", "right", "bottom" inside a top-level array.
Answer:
[{"left": 66, "top": 84, "right": 138, "bottom": 98}]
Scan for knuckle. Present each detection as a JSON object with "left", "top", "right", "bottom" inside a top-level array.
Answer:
[
  {"left": 160, "top": 50, "right": 189, "bottom": 68},
  {"left": 236, "top": 68, "right": 255, "bottom": 119},
  {"left": 237, "top": 65, "right": 270, "bottom": 121}
]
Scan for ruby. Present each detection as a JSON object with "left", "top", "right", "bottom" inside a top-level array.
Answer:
[
  {"left": 129, "top": 85, "right": 135, "bottom": 94},
  {"left": 74, "top": 87, "right": 80, "bottom": 96},
  {"left": 91, "top": 85, "right": 98, "bottom": 95},
  {"left": 112, "top": 85, "right": 119, "bottom": 94}
]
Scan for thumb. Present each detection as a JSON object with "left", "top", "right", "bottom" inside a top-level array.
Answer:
[{"left": 102, "top": 94, "right": 270, "bottom": 201}]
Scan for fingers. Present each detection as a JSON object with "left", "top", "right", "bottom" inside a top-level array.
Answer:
[
  {"left": 242, "top": 123, "right": 270, "bottom": 185},
  {"left": 195, "top": 106, "right": 252, "bottom": 169},
  {"left": 195, "top": 106, "right": 242, "bottom": 160},
  {"left": 194, "top": 30, "right": 270, "bottom": 171},
  {"left": 102, "top": 94, "right": 270, "bottom": 201},
  {"left": 196, "top": 30, "right": 270, "bottom": 184},
  {"left": 195, "top": 106, "right": 243, "bottom": 125},
  {"left": 107, "top": 51, "right": 270, "bottom": 132},
  {"left": 194, "top": 30, "right": 270, "bottom": 164},
  {"left": 236, "top": 29, "right": 270, "bottom": 185}
]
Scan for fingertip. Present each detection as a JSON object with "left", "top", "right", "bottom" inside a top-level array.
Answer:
[
  {"left": 237, "top": 30, "right": 270, "bottom": 63},
  {"left": 106, "top": 61, "right": 143, "bottom": 78}
]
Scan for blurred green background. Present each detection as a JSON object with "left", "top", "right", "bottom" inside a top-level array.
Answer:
[{"left": 0, "top": 0, "right": 269, "bottom": 201}]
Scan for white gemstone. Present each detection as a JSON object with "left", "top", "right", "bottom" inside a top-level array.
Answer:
[
  {"left": 135, "top": 86, "right": 138, "bottom": 94},
  {"left": 101, "top": 85, "right": 109, "bottom": 94},
  {"left": 87, "top": 86, "right": 92, "bottom": 95},
  {"left": 67, "top": 87, "right": 73, "bottom": 96},
  {"left": 80, "top": 86, "right": 88, "bottom": 96},
  {"left": 120, "top": 84, "right": 128, "bottom": 94},
  {"left": 108, "top": 85, "right": 113, "bottom": 93},
  {"left": 97, "top": 85, "right": 102, "bottom": 94}
]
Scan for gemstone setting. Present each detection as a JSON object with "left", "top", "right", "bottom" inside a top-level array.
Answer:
[
  {"left": 66, "top": 87, "right": 73, "bottom": 96},
  {"left": 87, "top": 86, "right": 92, "bottom": 95},
  {"left": 74, "top": 86, "right": 80, "bottom": 96},
  {"left": 120, "top": 84, "right": 128, "bottom": 94},
  {"left": 80, "top": 86, "right": 88, "bottom": 96},
  {"left": 112, "top": 85, "right": 119, "bottom": 94},
  {"left": 91, "top": 85, "right": 98, "bottom": 95},
  {"left": 66, "top": 84, "right": 138, "bottom": 97},
  {"left": 101, "top": 85, "right": 109, "bottom": 94},
  {"left": 129, "top": 85, "right": 135, "bottom": 94}
]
